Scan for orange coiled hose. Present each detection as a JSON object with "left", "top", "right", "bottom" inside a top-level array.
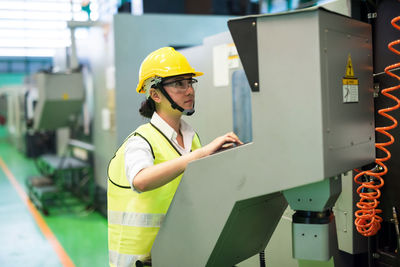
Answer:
[{"left": 354, "top": 16, "right": 400, "bottom": 237}]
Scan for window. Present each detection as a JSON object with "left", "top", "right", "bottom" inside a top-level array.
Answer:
[{"left": 0, "top": 0, "right": 116, "bottom": 57}]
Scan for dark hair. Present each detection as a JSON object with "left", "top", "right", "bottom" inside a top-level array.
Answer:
[{"left": 139, "top": 98, "right": 156, "bottom": 118}]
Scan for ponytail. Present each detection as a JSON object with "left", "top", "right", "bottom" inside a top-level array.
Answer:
[{"left": 139, "top": 98, "right": 156, "bottom": 118}]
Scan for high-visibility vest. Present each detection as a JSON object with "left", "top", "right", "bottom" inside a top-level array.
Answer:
[{"left": 107, "top": 122, "right": 201, "bottom": 267}]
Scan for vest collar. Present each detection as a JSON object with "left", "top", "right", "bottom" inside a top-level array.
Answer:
[{"left": 150, "top": 112, "right": 195, "bottom": 154}]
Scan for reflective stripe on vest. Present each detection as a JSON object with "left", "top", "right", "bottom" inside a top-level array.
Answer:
[
  {"left": 107, "top": 123, "right": 201, "bottom": 266},
  {"left": 108, "top": 210, "right": 165, "bottom": 228},
  {"left": 109, "top": 250, "right": 148, "bottom": 267}
]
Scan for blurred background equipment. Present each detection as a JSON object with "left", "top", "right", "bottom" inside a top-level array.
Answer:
[
  {"left": 32, "top": 71, "right": 85, "bottom": 131},
  {"left": 24, "top": 68, "right": 91, "bottom": 214},
  {"left": 26, "top": 138, "right": 95, "bottom": 215}
]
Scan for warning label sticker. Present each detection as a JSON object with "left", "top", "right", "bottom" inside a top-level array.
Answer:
[{"left": 342, "top": 54, "right": 359, "bottom": 103}]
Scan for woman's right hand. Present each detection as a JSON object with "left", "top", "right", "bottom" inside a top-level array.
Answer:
[
  {"left": 197, "top": 132, "right": 243, "bottom": 158},
  {"left": 134, "top": 132, "right": 243, "bottom": 192}
]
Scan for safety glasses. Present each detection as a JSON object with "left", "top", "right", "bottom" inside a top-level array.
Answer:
[{"left": 162, "top": 78, "right": 198, "bottom": 93}]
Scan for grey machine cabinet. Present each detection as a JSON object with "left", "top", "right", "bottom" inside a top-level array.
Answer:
[
  {"left": 152, "top": 7, "right": 375, "bottom": 267},
  {"left": 33, "top": 71, "right": 85, "bottom": 130}
]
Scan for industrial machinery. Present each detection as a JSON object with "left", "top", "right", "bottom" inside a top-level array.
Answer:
[
  {"left": 24, "top": 69, "right": 95, "bottom": 215},
  {"left": 23, "top": 70, "right": 86, "bottom": 159},
  {"left": 0, "top": 85, "right": 27, "bottom": 152},
  {"left": 26, "top": 139, "right": 95, "bottom": 215},
  {"left": 152, "top": 7, "right": 376, "bottom": 266},
  {"left": 32, "top": 71, "right": 85, "bottom": 131}
]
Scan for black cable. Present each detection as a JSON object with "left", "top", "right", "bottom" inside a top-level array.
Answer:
[{"left": 259, "top": 251, "right": 266, "bottom": 267}]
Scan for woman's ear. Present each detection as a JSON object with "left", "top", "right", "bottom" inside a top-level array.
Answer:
[{"left": 149, "top": 88, "right": 162, "bottom": 103}]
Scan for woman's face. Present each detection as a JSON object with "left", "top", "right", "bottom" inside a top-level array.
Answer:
[{"left": 162, "top": 74, "right": 195, "bottom": 111}]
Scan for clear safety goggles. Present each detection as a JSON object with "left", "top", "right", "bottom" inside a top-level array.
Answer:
[{"left": 162, "top": 78, "right": 198, "bottom": 93}]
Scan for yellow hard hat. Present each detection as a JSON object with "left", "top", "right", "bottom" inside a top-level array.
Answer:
[{"left": 136, "top": 47, "right": 203, "bottom": 94}]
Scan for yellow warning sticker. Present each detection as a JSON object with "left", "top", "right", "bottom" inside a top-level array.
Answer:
[
  {"left": 345, "top": 54, "right": 355, "bottom": 78},
  {"left": 342, "top": 54, "right": 359, "bottom": 103},
  {"left": 343, "top": 78, "right": 359, "bottom": 85}
]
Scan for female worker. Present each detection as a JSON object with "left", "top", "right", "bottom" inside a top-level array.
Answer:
[{"left": 107, "top": 47, "right": 242, "bottom": 267}]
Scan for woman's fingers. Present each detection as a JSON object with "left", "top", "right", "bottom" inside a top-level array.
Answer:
[
  {"left": 224, "top": 132, "right": 243, "bottom": 145},
  {"left": 221, "top": 142, "right": 235, "bottom": 149},
  {"left": 199, "top": 132, "right": 244, "bottom": 158}
]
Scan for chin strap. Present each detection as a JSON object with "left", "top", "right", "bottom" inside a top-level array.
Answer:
[{"left": 156, "top": 84, "right": 195, "bottom": 116}]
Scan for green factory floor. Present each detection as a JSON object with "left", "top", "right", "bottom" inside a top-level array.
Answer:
[{"left": 0, "top": 126, "right": 108, "bottom": 267}]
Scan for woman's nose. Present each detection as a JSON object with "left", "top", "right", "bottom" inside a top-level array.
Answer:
[{"left": 186, "top": 85, "right": 194, "bottom": 95}]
